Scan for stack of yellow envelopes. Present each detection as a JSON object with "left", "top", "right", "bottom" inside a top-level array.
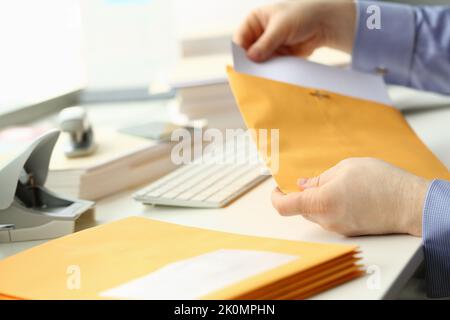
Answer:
[
  {"left": 0, "top": 217, "right": 361, "bottom": 300},
  {"left": 226, "top": 66, "right": 450, "bottom": 193}
]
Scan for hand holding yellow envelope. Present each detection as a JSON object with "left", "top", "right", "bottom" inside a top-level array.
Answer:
[{"left": 227, "top": 49, "right": 449, "bottom": 193}]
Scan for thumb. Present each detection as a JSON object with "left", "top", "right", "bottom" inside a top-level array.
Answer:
[
  {"left": 272, "top": 187, "right": 325, "bottom": 216},
  {"left": 247, "top": 20, "right": 285, "bottom": 62}
]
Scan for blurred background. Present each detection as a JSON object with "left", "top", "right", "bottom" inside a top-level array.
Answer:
[
  {"left": 0, "top": 0, "right": 273, "bottom": 113},
  {"left": 1, "top": 0, "right": 447, "bottom": 115}
]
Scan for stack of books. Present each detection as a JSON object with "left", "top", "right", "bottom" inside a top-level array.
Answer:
[
  {"left": 169, "top": 54, "right": 238, "bottom": 119},
  {"left": 46, "top": 128, "right": 177, "bottom": 200}
]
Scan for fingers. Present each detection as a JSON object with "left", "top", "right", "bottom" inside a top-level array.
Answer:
[
  {"left": 271, "top": 187, "right": 325, "bottom": 216},
  {"left": 289, "top": 34, "right": 323, "bottom": 57},
  {"left": 275, "top": 44, "right": 313, "bottom": 58},
  {"left": 247, "top": 18, "right": 286, "bottom": 62},
  {"left": 233, "top": 11, "right": 264, "bottom": 50},
  {"left": 233, "top": 7, "right": 285, "bottom": 62}
]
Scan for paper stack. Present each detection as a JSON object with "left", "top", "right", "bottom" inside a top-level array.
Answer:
[
  {"left": 169, "top": 54, "right": 238, "bottom": 119},
  {"left": 180, "top": 31, "right": 231, "bottom": 57},
  {"left": 0, "top": 217, "right": 362, "bottom": 300},
  {"left": 46, "top": 128, "right": 177, "bottom": 200}
]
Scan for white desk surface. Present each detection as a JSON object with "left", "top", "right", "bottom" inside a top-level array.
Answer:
[{"left": 1, "top": 88, "right": 449, "bottom": 300}]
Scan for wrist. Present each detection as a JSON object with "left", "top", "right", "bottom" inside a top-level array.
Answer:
[
  {"left": 320, "top": 0, "right": 356, "bottom": 53},
  {"left": 401, "top": 176, "right": 430, "bottom": 237}
]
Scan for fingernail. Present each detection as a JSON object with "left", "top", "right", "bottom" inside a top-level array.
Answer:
[{"left": 297, "top": 178, "right": 308, "bottom": 186}]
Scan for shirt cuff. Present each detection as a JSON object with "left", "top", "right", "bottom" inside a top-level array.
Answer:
[
  {"left": 352, "top": 0, "right": 416, "bottom": 86},
  {"left": 423, "top": 179, "right": 450, "bottom": 298}
]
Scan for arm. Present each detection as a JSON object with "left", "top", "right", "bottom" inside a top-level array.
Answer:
[
  {"left": 353, "top": 1, "right": 450, "bottom": 95},
  {"left": 235, "top": 1, "right": 450, "bottom": 298},
  {"left": 423, "top": 180, "right": 450, "bottom": 298},
  {"left": 271, "top": 158, "right": 450, "bottom": 298}
]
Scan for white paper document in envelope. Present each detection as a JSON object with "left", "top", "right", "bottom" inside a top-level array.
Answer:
[{"left": 232, "top": 42, "right": 391, "bottom": 105}]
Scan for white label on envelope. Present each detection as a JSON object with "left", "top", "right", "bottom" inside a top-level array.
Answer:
[{"left": 100, "top": 249, "right": 298, "bottom": 300}]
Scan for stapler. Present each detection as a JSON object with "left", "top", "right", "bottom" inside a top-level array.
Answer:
[
  {"left": 0, "top": 129, "right": 94, "bottom": 243},
  {"left": 58, "top": 106, "right": 97, "bottom": 158}
]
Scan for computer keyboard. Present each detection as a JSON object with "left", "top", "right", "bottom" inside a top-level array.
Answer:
[{"left": 134, "top": 138, "right": 270, "bottom": 208}]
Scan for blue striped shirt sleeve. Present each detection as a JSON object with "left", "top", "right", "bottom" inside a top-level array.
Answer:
[
  {"left": 423, "top": 179, "right": 450, "bottom": 298},
  {"left": 352, "top": 1, "right": 450, "bottom": 95}
]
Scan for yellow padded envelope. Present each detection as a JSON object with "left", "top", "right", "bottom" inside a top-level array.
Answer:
[
  {"left": 0, "top": 217, "right": 361, "bottom": 300},
  {"left": 227, "top": 66, "right": 450, "bottom": 193}
]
